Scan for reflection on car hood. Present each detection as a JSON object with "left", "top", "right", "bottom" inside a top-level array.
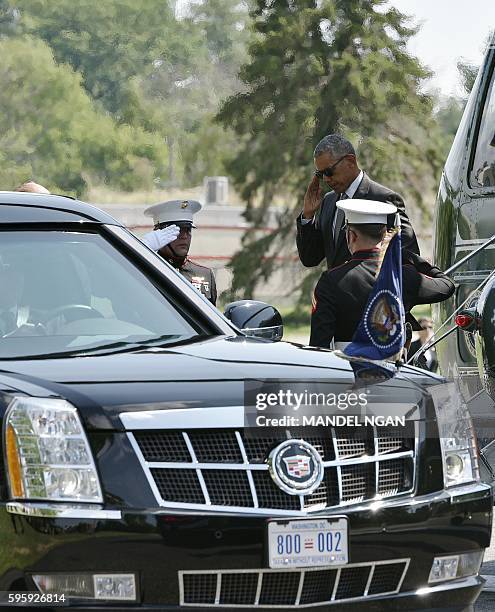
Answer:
[
  {"left": 0, "top": 337, "right": 381, "bottom": 381},
  {"left": 0, "top": 336, "right": 442, "bottom": 384},
  {"left": 0, "top": 337, "right": 440, "bottom": 430}
]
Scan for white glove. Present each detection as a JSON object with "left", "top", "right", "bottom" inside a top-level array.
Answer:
[{"left": 142, "top": 225, "right": 180, "bottom": 251}]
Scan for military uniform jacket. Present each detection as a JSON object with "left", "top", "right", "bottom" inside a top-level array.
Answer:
[
  {"left": 309, "top": 249, "right": 455, "bottom": 348},
  {"left": 178, "top": 258, "right": 217, "bottom": 306},
  {"left": 296, "top": 173, "right": 420, "bottom": 270}
]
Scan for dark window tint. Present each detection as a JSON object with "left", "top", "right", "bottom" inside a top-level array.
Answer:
[
  {"left": 0, "top": 231, "right": 199, "bottom": 358},
  {"left": 470, "top": 65, "right": 495, "bottom": 188}
]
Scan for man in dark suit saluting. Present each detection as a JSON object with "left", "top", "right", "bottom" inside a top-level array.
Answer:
[{"left": 296, "top": 134, "right": 419, "bottom": 269}]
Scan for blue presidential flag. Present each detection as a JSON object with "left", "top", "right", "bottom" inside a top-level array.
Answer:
[{"left": 344, "top": 230, "right": 405, "bottom": 361}]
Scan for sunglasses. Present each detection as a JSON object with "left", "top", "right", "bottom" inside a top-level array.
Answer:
[
  {"left": 176, "top": 225, "right": 192, "bottom": 235},
  {"left": 156, "top": 223, "right": 192, "bottom": 235},
  {"left": 314, "top": 155, "right": 347, "bottom": 179}
]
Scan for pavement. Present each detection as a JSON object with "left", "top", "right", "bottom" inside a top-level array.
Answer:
[{"left": 477, "top": 537, "right": 495, "bottom": 609}]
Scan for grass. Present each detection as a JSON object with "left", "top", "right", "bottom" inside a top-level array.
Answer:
[
  {"left": 0, "top": 510, "right": 56, "bottom": 574},
  {"left": 280, "top": 304, "right": 433, "bottom": 344},
  {"left": 276, "top": 306, "right": 310, "bottom": 343},
  {"left": 410, "top": 304, "right": 432, "bottom": 321},
  {"left": 283, "top": 323, "right": 310, "bottom": 343}
]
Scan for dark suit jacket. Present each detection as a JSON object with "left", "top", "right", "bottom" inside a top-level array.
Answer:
[
  {"left": 309, "top": 250, "right": 454, "bottom": 348},
  {"left": 296, "top": 173, "right": 420, "bottom": 269}
]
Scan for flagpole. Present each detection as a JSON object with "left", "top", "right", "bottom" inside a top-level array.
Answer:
[{"left": 392, "top": 212, "right": 403, "bottom": 364}]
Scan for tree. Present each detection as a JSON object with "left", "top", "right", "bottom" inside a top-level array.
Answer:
[
  {"left": 8, "top": 0, "right": 218, "bottom": 184},
  {"left": 12, "top": 0, "right": 183, "bottom": 114},
  {"left": 190, "top": 0, "right": 252, "bottom": 73},
  {"left": 218, "top": 0, "right": 443, "bottom": 301},
  {"left": 10, "top": 0, "right": 251, "bottom": 185},
  {"left": 176, "top": 0, "right": 253, "bottom": 180},
  {"left": 0, "top": 0, "right": 18, "bottom": 37},
  {"left": 457, "top": 59, "right": 478, "bottom": 96},
  {"left": 4, "top": 0, "right": 255, "bottom": 185},
  {"left": 457, "top": 31, "right": 494, "bottom": 95},
  {"left": 121, "top": 0, "right": 253, "bottom": 185},
  {"left": 434, "top": 95, "right": 465, "bottom": 158},
  {"left": 0, "top": 37, "right": 167, "bottom": 194}
]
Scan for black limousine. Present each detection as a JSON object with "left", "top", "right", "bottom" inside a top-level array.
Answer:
[{"left": 0, "top": 191, "right": 491, "bottom": 611}]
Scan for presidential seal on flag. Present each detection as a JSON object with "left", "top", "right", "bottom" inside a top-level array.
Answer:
[
  {"left": 344, "top": 225, "right": 406, "bottom": 362},
  {"left": 365, "top": 288, "right": 403, "bottom": 349}
]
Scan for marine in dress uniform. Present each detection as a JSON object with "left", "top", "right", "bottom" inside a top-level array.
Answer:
[
  {"left": 143, "top": 200, "right": 217, "bottom": 306},
  {"left": 309, "top": 200, "right": 454, "bottom": 349}
]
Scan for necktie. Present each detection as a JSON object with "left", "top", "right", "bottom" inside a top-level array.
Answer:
[{"left": 333, "top": 193, "right": 348, "bottom": 246}]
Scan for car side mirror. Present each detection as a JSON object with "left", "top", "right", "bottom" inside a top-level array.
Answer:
[{"left": 223, "top": 300, "right": 283, "bottom": 342}]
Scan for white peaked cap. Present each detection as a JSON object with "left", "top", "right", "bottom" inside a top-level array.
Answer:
[
  {"left": 144, "top": 200, "right": 202, "bottom": 227},
  {"left": 336, "top": 198, "right": 397, "bottom": 225}
]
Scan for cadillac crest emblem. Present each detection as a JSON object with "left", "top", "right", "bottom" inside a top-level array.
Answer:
[{"left": 268, "top": 440, "right": 324, "bottom": 495}]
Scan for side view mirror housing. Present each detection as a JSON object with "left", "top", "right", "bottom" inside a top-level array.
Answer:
[{"left": 223, "top": 300, "right": 283, "bottom": 342}]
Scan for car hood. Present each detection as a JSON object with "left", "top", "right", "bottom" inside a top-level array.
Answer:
[{"left": 0, "top": 336, "right": 439, "bottom": 429}]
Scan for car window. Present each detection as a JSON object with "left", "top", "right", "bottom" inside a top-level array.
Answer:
[
  {"left": 0, "top": 230, "right": 200, "bottom": 358},
  {"left": 469, "top": 64, "right": 495, "bottom": 188}
]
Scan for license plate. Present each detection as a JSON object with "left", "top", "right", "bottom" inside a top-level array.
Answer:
[{"left": 268, "top": 517, "right": 348, "bottom": 569}]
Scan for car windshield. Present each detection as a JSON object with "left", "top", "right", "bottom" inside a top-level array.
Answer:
[{"left": 0, "top": 230, "right": 201, "bottom": 358}]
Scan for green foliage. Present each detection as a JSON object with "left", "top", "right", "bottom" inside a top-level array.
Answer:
[
  {"left": 218, "top": 0, "right": 446, "bottom": 299},
  {"left": 0, "top": 0, "right": 18, "bottom": 37},
  {"left": 0, "top": 0, "right": 251, "bottom": 194},
  {"left": 13, "top": 0, "right": 180, "bottom": 113},
  {"left": 457, "top": 59, "right": 478, "bottom": 95},
  {"left": 169, "top": 0, "right": 252, "bottom": 181},
  {"left": 457, "top": 30, "right": 493, "bottom": 95},
  {"left": 435, "top": 97, "right": 465, "bottom": 136},
  {"left": 190, "top": 0, "right": 252, "bottom": 70},
  {"left": 9, "top": 0, "right": 250, "bottom": 187},
  {"left": 434, "top": 96, "right": 465, "bottom": 158},
  {"left": 0, "top": 36, "right": 167, "bottom": 194},
  {"left": 172, "top": 0, "right": 252, "bottom": 182}
]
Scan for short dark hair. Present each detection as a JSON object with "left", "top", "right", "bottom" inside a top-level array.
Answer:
[
  {"left": 314, "top": 134, "right": 355, "bottom": 158},
  {"left": 348, "top": 223, "right": 386, "bottom": 241}
]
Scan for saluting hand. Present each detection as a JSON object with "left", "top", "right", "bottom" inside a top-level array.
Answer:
[
  {"left": 141, "top": 225, "right": 180, "bottom": 251},
  {"left": 303, "top": 174, "right": 322, "bottom": 219}
]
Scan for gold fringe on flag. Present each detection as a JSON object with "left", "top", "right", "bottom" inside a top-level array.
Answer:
[{"left": 374, "top": 225, "right": 400, "bottom": 279}]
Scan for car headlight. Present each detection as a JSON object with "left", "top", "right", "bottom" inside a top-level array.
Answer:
[
  {"left": 430, "top": 383, "right": 479, "bottom": 488},
  {"left": 4, "top": 397, "right": 103, "bottom": 502}
]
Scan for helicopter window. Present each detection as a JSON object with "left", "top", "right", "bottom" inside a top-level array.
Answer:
[{"left": 470, "top": 66, "right": 495, "bottom": 189}]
